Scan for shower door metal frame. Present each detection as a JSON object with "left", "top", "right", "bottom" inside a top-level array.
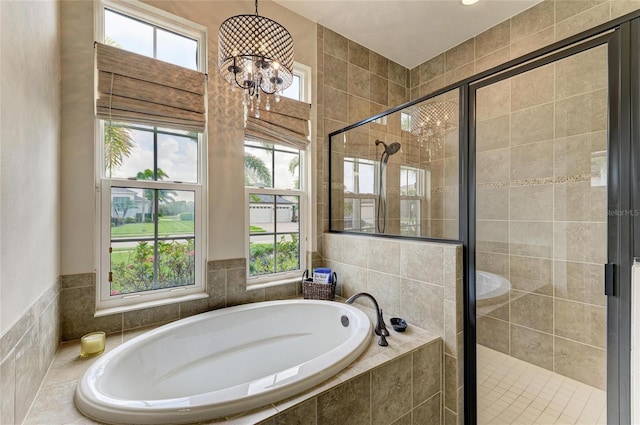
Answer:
[{"left": 463, "top": 21, "right": 636, "bottom": 425}]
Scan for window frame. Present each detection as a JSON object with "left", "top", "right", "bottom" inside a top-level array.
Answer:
[
  {"left": 245, "top": 143, "right": 307, "bottom": 287},
  {"left": 343, "top": 157, "right": 379, "bottom": 233},
  {"left": 95, "top": 0, "right": 208, "bottom": 313},
  {"left": 243, "top": 61, "right": 311, "bottom": 287},
  {"left": 399, "top": 165, "right": 426, "bottom": 236}
]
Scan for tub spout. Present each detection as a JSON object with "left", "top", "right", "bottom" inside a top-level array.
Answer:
[{"left": 345, "top": 292, "right": 389, "bottom": 346}]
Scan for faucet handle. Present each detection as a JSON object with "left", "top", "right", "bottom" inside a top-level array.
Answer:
[
  {"left": 378, "top": 333, "right": 388, "bottom": 346},
  {"left": 378, "top": 309, "right": 390, "bottom": 336}
]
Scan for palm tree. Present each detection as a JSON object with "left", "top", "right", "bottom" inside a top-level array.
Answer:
[
  {"left": 288, "top": 156, "right": 300, "bottom": 189},
  {"left": 103, "top": 37, "right": 134, "bottom": 178},
  {"left": 112, "top": 197, "right": 137, "bottom": 225},
  {"left": 244, "top": 152, "right": 272, "bottom": 187},
  {"left": 136, "top": 168, "right": 177, "bottom": 204},
  {"left": 105, "top": 123, "right": 134, "bottom": 177}
]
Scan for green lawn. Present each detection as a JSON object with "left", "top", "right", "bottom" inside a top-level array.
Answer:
[
  {"left": 250, "top": 225, "right": 266, "bottom": 233},
  {"left": 111, "top": 216, "right": 194, "bottom": 238},
  {"left": 111, "top": 248, "right": 133, "bottom": 265}
]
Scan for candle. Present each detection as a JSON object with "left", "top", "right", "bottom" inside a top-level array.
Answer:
[{"left": 80, "top": 331, "right": 106, "bottom": 358}]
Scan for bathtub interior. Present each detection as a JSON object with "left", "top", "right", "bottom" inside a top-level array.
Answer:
[{"left": 88, "top": 301, "right": 371, "bottom": 402}]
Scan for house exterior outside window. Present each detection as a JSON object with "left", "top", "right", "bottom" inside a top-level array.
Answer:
[{"left": 96, "top": 0, "right": 207, "bottom": 311}]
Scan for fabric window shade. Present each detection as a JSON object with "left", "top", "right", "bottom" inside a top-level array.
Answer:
[
  {"left": 95, "top": 42, "right": 206, "bottom": 132},
  {"left": 245, "top": 97, "right": 311, "bottom": 151}
]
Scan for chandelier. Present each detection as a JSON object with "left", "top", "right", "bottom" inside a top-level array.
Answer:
[
  {"left": 218, "top": 0, "right": 294, "bottom": 121},
  {"left": 410, "top": 101, "right": 457, "bottom": 159}
]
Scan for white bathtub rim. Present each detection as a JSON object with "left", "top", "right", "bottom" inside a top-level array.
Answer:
[
  {"left": 476, "top": 270, "right": 511, "bottom": 301},
  {"left": 74, "top": 299, "right": 372, "bottom": 424}
]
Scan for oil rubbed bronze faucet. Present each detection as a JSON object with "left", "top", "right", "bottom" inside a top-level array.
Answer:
[{"left": 345, "top": 292, "right": 390, "bottom": 346}]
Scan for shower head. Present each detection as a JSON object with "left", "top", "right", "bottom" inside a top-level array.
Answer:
[
  {"left": 386, "top": 142, "right": 401, "bottom": 156},
  {"left": 375, "top": 140, "right": 402, "bottom": 156}
]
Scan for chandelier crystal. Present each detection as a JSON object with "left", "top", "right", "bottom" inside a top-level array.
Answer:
[
  {"left": 218, "top": 0, "right": 294, "bottom": 121},
  {"left": 410, "top": 101, "right": 458, "bottom": 160}
]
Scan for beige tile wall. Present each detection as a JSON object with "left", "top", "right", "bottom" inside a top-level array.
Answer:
[
  {"left": 320, "top": 23, "right": 460, "bottom": 240},
  {"left": 409, "top": 0, "right": 640, "bottom": 104},
  {"left": 60, "top": 259, "right": 300, "bottom": 341},
  {"left": 0, "top": 280, "right": 61, "bottom": 424},
  {"left": 322, "top": 233, "right": 464, "bottom": 425},
  {"left": 317, "top": 25, "right": 411, "bottom": 248}
]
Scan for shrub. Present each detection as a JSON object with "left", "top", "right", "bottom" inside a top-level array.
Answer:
[
  {"left": 179, "top": 212, "right": 194, "bottom": 221},
  {"left": 249, "top": 234, "right": 299, "bottom": 276},
  {"left": 111, "top": 240, "right": 195, "bottom": 295}
]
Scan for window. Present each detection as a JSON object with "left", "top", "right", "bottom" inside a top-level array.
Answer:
[
  {"left": 96, "top": 0, "right": 207, "bottom": 310},
  {"left": 243, "top": 61, "right": 310, "bottom": 285},
  {"left": 245, "top": 142, "right": 305, "bottom": 283},
  {"left": 400, "top": 166, "right": 426, "bottom": 236},
  {"left": 282, "top": 63, "right": 311, "bottom": 103},
  {"left": 343, "top": 157, "right": 378, "bottom": 233}
]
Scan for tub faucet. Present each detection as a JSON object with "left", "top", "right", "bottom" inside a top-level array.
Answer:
[{"left": 345, "top": 292, "right": 389, "bottom": 346}]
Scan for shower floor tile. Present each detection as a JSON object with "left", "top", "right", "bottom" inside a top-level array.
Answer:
[{"left": 477, "top": 345, "right": 606, "bottom": 425}]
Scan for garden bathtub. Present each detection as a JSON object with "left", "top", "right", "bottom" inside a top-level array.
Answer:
[{"left": 74, "top": 299, "right": 372, "bottom": 424}]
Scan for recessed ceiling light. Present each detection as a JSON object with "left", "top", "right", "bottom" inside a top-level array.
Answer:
[{"left": 462, "top": 0, "right": 479, "bottom": 5}]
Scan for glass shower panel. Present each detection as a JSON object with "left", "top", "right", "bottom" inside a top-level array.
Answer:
[
  {"left": 330, "top": 88, "right": 459, "bottom": 239},
  {"left": 475, "top": 45, "right": 608, "bottom": 424}
]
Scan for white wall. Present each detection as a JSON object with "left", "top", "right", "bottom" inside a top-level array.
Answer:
[
  {"left": 0, "top": 0, "right": 61, "bottom": 335},
  {"left": 59, "top": 0, "right": 317, "bottom": 274}
]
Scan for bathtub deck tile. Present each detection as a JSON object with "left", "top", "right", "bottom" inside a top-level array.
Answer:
[
  {"left": 273, "top": 376, "right": 342, "bottom": 413},
  {"left": 43, "top": 335, "right": 123, "bottom": 387},
  {"left": 222, "top": 405, "right": 279, "bottom": 424}
]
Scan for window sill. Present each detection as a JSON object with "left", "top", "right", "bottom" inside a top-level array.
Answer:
[
  {"left": 94, "top": 292, "right": 209, "bottom": 318},
  {"left": 246, "top": 275, "right": 301, "bottom": 291}
]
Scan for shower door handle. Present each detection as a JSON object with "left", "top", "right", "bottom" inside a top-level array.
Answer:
[{"left": 605, "top": 263, "right": 615, "bottom": 296}]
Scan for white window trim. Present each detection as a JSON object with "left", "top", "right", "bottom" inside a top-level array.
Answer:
[
  {"left": 94, "top": 0, "right": 208, "bottom": 313},
  {"left": 292, "top": 62, "right": 312, "bottom": 104},
  {"left": 245, "top": 155, "right": 308, "bottom": 287}
]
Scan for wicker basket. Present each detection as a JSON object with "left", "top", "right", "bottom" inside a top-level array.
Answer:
[{"left": 301, "top": 270, "right": 337, "bottom": 300}]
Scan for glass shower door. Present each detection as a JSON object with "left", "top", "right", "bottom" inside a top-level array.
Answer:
[{"left": 474, "top": 43, "right": 609, "bottom": 425}]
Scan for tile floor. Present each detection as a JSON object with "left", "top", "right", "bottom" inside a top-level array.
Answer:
[{"left": 477, "top": 345, "right": 606, "bottom": 425}]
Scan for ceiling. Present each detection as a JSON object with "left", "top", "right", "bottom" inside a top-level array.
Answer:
[{"left": 274, "top": 0, "right": 541, "bottom": 69}]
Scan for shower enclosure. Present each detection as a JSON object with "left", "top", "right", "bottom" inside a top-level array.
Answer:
[
  {"left": 329, "top": 13, "right": 640, "bottom": 425},
  {"left": 473, "top": 39, "right": 609, "bottom": 425}
]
